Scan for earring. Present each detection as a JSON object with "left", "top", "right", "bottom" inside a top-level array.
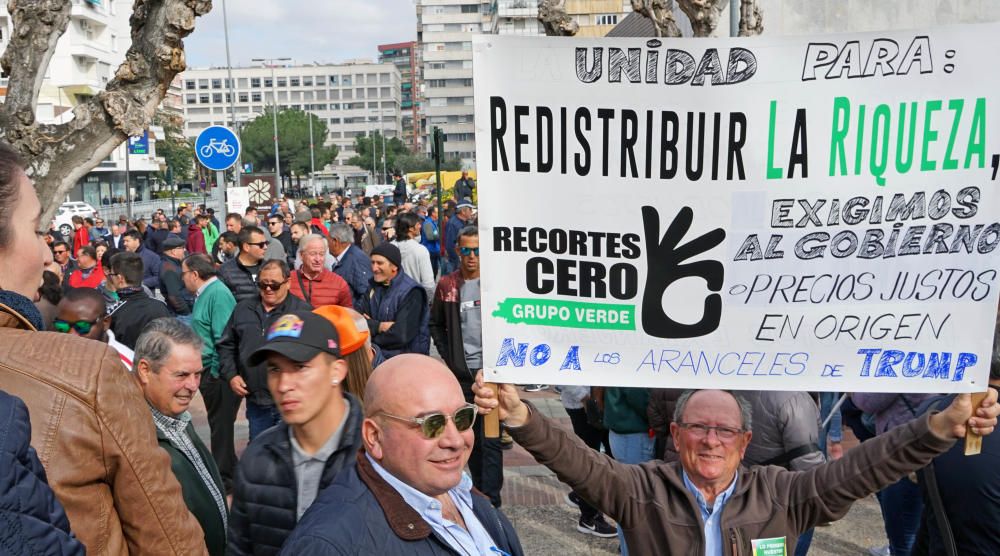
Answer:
[{"left": 331, "top": 379, "right": 339, "bottom": 386}]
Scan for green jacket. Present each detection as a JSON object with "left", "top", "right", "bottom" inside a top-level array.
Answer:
[
  {"left": 156, "top": 422, "right": 227, "bottom": 556},
  {"left": 603, "top": 387, "right": 651, "bottom": 434},
  {"left": 192, "top": 278, "right": 236, "bottom": 378},
  {"left": 202, "top": 223, "right": 220, "bottom": 254}
]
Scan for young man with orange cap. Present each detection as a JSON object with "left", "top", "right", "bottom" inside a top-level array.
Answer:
[
  {"left": 314, "top": 305, "right": 377, "bottom": 400},
  {"left": 227, "top": 311, "right": 364, "bottom": 555}
]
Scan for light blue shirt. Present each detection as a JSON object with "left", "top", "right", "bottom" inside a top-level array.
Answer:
[
  {"left": 682, "top": 470, "right": 738, "bottom": 556},
  {"left": 366, "top": 454, "right": 506, "bottom": 555}
]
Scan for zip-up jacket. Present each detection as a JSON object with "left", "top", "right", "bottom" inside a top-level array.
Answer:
[
  {"left": 429, "top": 270, "right": 475, "bottom": 399},
  {"left": 508, "top": 401, "right": 956, "bottom": 555}
]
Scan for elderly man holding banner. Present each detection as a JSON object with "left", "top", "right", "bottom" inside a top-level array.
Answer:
[{"left": 473, "top": 376, "right": 998, "bottom": 555}]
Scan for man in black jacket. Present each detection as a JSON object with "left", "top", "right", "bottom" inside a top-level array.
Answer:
[
  {"left": 428, "top": 226, "right": 503, "bottom": 507},
  {"left": 159, "top": 237, "right": 192, "bottom": 318},
  {"left": 107, "top": 251, "right": 171, "bottom": 350},
  {"left": 228, "top": 311, "right": 362, "bottom": 556},
  {"left": 218, "top": 259, "right": 312, "bottom": 441},
  {"left": 217, "top": 226, "right": 267, "bottom": 302}
]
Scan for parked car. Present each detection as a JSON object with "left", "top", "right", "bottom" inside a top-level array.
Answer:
[{"left": 52, "top": 202, "right": 96, "bottom": 238}]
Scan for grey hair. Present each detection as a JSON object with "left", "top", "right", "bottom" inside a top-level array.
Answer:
[
  {"left": 458, "top": 225, "right": 478, "bottom": 240},
  {"left": 298, "top": 233, "right": 328, "bottom": 256},
  {"left": 134, "top": 318, "right": 203, "bottom": 372},
  {"left": 673, "top": 389, "right": 753, "bottom": 431},
  {"left": 330, "top": 222, "right": 354, "bottom": 243}
]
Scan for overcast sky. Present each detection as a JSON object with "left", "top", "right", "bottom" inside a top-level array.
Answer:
[{"left": 183, "top": 1, "right": 418, "bottom": 69}]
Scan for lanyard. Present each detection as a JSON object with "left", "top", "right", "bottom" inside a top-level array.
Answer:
[{"left": 296, "top": 272, "right": 313, "bottom": 305}]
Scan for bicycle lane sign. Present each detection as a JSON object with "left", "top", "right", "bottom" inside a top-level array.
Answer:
[{"left": 195, "top": 125, "right": 241, "bottom": 171}]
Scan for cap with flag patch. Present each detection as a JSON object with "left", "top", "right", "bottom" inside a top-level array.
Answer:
[{"left": 246, "top": 310, "right": 341, "bottom": 366}]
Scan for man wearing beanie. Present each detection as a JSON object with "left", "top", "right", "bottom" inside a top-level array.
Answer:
[
  {"left": 356, "top": 243, "right": 430, "bottom": 359},
  {"left": 228, "top": 311, "right": 364, "bottom": 555}
]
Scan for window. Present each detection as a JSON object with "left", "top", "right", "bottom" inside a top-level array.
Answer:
[
  {"left": 238, "top": 92, "right": 249, "bottom": 102},
  {"left": 316, "top": 90, "right": 327, "bottom": 100},
  {"left": 225, "top": 93, "right": 232, "bottom": 103},
  {"left": 198, "top": 79, "right": 209, "bottom": 89},
  {"left": 251, "top": 92, "right": 262, "bottom": 102},
  {"left": 428, "top": 79, "right": 446, "bottom": 88},
  {"left": 212, "top": 93, "right": 222, "bottom": 103},
  {"left": 342, "top": 89, "right": 353, "bottom": 99},
  {"left": 429, "top": 97, "right": 446, "bottom": 107},
  {"left": 291, "top": 91, "right": 301, "bottom": 101},
  {"left": 355, "top": 74, "right": 365, "bottom": 85},
  {"left": 380, "top": 87, "right": 391, "bottom": 97},
  {"left": 380, "top": 73, "right": 391, "bottom": 84},
  {"left": 238, "top": 78, "right": 248, "bottom": 88},
  {"left": 303, "top": 76, "right": 313, "bottom": 86},
  {"left": 277, "top": 78, "right": 287, "bottom": 87},
  {"left": 330, "top": 103, "right": 340, "bottom": 110},
  {"left": 199, "top": 94, "right": 209, "bottom": 104},
  {"left": 251, "top": 77, "right": 261, "bottom": 87},
  {"left": 224, "top": 78, "right": 232, "bottom": 88},
  {"left": 185, "top": 94, "right": 196, "bottom": 104},
  {"left": 596, "top": 14, "right": 618, "bottom": 25},
  {"left": 211, "top": 79, "right": 222, "bottom": 88},
  {"left": 329, "top": 90, "right": 340, "bottom": 100},
  {"left": 303, "top": 91, "right": 314, "bottom": 101},
  {"left": 264, "top": 78, "right": 273, "bottom": 87},
  {"left": 329, "top": 75, "right": 339, "bottom": 85},
  {"left": 367, "top": 87, "right": 378, "bottom": 98},
  {"left": 460, "top": 4, "right": 479, "bottom": 13},
  {"left": 342, "top": 75, "right": 351, "bottom": 86},
  {"left": 185, "top": 80, "right": 196, "bottom": 90},
  {"left": 290, "top": 77, "right": 300, "bottom": 86},
  {"left": 356, "top": 88, "right": 365, "bottom": 99},
  {"left": 291, "top": 104, "right": 301, "bottom": 110}
]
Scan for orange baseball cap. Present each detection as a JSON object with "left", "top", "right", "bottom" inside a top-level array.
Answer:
[{"left": 313, "top": 305, "right": 368, "bottom": 356}]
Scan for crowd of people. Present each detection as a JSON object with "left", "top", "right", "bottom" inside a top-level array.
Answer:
[{"left": 2, "top": 138, "right": 1000, "bottom": 556}]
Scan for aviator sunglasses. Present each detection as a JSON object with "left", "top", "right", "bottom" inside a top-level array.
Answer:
[{"left": 378, "top": 404, "right": 478, "bottom": 439}]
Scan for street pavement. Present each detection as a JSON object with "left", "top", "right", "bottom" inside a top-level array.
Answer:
[{"left": 187, "top": 386, "right": 889, "bottom": 555}]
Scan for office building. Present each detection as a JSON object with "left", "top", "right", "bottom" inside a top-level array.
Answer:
[{"left": 378, "top": 42, "right": 423, "bottom": 154}]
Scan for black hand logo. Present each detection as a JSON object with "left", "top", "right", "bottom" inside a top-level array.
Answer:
[{"left": 641, "top": 206, "right": 726, "bottom": 338}]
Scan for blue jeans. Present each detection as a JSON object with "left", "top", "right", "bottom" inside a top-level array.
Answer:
[
  {"left": 878, "top": 476, "right": 923, "bottom": 556},
  {"left": 818, "top": 392, "right": 843, "bottom": 456},
  {"left": 608, "top": 431, "right": 653, "bottom": 555},
  {"left": 246, "top": 400, "right": 282, "bottom": 442},
  {"left": 795, "top": 527, "right": 814, "bottom": 556}
]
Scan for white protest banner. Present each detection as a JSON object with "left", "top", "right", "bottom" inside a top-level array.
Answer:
[
  {"left": 226, "top": 187, "right": 250, "bottom": 216},
  {"left": 473, "top": 25, "right": 1000, "bottom": 393}
]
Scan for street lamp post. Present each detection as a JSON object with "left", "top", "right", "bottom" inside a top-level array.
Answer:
[
  {"left": 251, "top": 56, "right": 291, "bottom": 198},
  {"left": 222, "top": 0, "right": 240, "bottom": 188},
  {"left": 308, "top": 111, "right": 316, "bottom": 196},
  {"left": 380, "top": 110, "right": 387, "bottom": 183}
]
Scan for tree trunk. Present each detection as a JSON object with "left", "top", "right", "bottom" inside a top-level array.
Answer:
[
  {"left": 739, "top": 0, "right": 764, "bottom": 36},
  {"left": 0, "top": 0, "right": 212, "bottom": 224},
  {"left": 630, "top": 0, "right": 682, "bottom": 38},
  {"left": 675, "top": 0, "right": 727, "bottom": 37},
  {"left": 538, "top": 0, "right": 578, "bottom": 37}
]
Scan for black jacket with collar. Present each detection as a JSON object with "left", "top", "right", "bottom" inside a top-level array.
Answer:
[
  {"left": 228, "top": 393, "right": 363, "bottom": 556},
  {"left": 279, "top": 449, "right": 524, "bottom": 555},
  {"left": 217, "top": 256, "right": 263, "bottom": 303},
  {"left": 216, "top": 293, "right": 312, "bottom": 406},
  {"left": 109, "top": 288, "right": 172, "bottom": 350}
]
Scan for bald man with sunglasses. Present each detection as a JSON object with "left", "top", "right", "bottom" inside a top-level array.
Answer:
[{"left": 280, "top": 354, "right": 523, "bottom": 556}]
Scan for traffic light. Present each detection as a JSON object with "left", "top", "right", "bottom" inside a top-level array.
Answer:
[{"left": 431, "top": 127, "right": 446, "bottom": 162}]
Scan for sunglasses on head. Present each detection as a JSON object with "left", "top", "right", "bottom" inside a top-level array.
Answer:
[
  {"left": 378, "top": 404, "right": 478, "bottom": 439},
  {"left": 459, "top": 247, "right": 480, "bottom": 256},
  {"left": 257, "top": 280, "right": 287, "bottom": 292},
  {"left": 53, "top": 318, "right": 98, "bottom": 335}
]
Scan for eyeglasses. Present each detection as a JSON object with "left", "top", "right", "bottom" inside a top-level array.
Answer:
[
  {"left": 382, "top": 227, "right": 392, "bottom": 231},
  {"left": 53, "top": 250, "right": 68, "bottom": 255},
  {"left": 459, "top": 247, "right": 480, "bottom": 257},
  {"left": 268, "top": 221, "right": 282, "bottom": 226},
  {"left": 378, "top": 404, "right": 478, "bottom": 439},
  {"left": 53, "top": 318, "right": 99, "bottom": 335},
  {"left": 247, "top": 241, "right": 269, "bottom": 249},
  {"left": 677, "top": 422, "right": 744, "bottom": 442},
  {"left": 257, "top": 280, "right": 288, "bottom": 292}
]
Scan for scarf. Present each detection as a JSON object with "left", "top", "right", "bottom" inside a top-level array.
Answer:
[{"left": 0, "top": 289, "right": 45, "bottom": 330}]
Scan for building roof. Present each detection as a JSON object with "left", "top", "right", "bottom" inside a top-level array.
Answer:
[{"left": 607, "top": 9, "right": 693, "bottom": 37}]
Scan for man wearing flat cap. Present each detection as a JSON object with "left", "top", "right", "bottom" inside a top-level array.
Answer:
[
  {"left": 357, "top": 243, "right": 430, "bottom": 359},
  {"left": 160, "top": 236, "right": 193, "bottom": 319},
  {"left": 228, "top": 310, "right": 364, "bottom": 556}
]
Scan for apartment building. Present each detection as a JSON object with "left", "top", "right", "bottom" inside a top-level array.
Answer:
[
  {"left": 0, "top": 0, "right": 165, "bottom": 208},
  {"left": 179, "top": 62, "right": 402, "bottom": 167},
  {"left": 416, "top": 0, "right": 492, "bottom": 165},
  {"left": 378, "top": 42, "right": 423, "bottom": 154}
]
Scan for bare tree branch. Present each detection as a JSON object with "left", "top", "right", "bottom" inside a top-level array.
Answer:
[
  {"left": 675, "top": 0, "right": 726, "bottom": 37},
  {"left": 0, "top": 0, "right": 211, "bottom": 223},
  {"left": 738, "top": 0, "right": 764, "bottom": 36},
  {"left": 538, "top": 0, "right": 578, "bottom": 37},
  {"left": 0, "top": 1, "right": 72, "bottom": 126},
  {"left": 630, "top": 0, "right": 682, "bottom": 38}
]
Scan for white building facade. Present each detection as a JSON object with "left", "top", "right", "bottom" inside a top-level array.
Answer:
[{"left": 178, "top": 62, "right": 402, "bottom": 168}]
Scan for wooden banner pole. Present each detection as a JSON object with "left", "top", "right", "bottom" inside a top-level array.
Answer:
[
  {"left": 484, "top": 383, "right": 501, "bottom": 438},
  {"left": 965, "top": 390, "right": 989, "bottom": 456}
]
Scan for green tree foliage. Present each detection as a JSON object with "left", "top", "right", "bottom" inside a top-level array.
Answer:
[
  {"left": 241, "top": 108, "right": 338, "bottom": 178},
  {"left": 347, "top": 131, "right": 463, "bottom": 177},
  {"left": 153, "top": 112, "right": 194, "bottom": 182}
]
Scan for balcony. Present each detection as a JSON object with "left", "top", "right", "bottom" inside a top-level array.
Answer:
[
  {"left": 70, "top": 0, "right": 110, "bottom": 28},
  {"left": 70, "top": 34, "right": 110, "bottom": 64},
  {"left": 496, "top": 0, "right": 538, "bottom": 18}
]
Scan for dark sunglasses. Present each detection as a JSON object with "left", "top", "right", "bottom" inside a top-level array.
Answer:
[
  {"left": 53, "top": 249, "right": 68, "bottom": 255},
  {"left": 247, "top": 241, "right": 269, "bottom": 248},
  {"left": 378, "top": 404, "right": 478, "bottom": 439},
  {"left": 459, "top": 247, "right": 480, "bottom": 256},
  {"left": 257, "top": 280, "right": 287, "bottom": 292},
  {"left": 268, "top": 221, "right": 282, "bottom": 226},
  {"left": 53, "top": 318, "right": 99, "bottom": 335}
]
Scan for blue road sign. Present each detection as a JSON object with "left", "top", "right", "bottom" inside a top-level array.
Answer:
[
  {"left": 195, "top": 125, "right": 241, "bottom": 171},
  {"left": 128, "top": 131, "right": 149, "bottom": 155}
]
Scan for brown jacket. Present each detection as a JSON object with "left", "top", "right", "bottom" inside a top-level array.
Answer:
[
  {"left": 0, "top": 303, "right": 208, "bottom": 555},
  {"left": 509, "top": 401, "right": 955, "bottom": 555}
]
